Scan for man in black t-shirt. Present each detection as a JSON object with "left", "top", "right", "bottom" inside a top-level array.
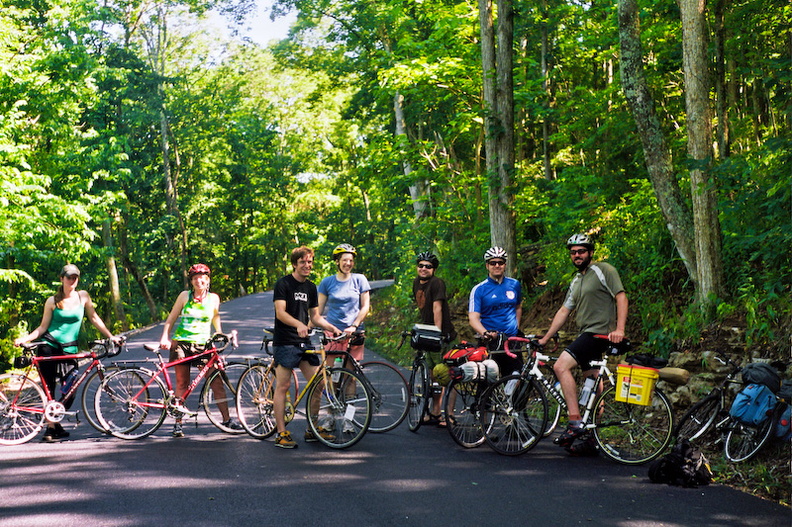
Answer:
[
  {"left": 272, "top": 246, "right": 337, "bottom": 449},
  {"left": 412, "top": 251, "right": 456, "bottom": 424}
]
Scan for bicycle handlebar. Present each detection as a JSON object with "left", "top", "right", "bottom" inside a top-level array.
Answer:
[
  {"left": 19, "top": 336, "right": 126, "bottom": 360},
  {"left": 502, "top": 334, "right": 558, "bottom": 358}
]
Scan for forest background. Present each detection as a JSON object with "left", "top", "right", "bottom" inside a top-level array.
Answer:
[{"left": 0, "top": 0, "right": 789, "bottom": 503}]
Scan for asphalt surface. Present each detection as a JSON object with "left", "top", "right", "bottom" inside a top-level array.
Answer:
[{"left": 1, "top": 286, "right": 789, "bottom": 526}]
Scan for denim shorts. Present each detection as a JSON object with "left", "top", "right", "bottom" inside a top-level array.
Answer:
[{"left": 273, "top": 344, "right": 320, "bottom": 369}]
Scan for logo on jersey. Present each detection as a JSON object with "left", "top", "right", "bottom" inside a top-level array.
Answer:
[{"left": 506, "top": 291, "right": 515, "bottom": 300}]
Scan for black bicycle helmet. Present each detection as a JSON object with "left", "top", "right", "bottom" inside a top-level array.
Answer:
[
  {"left": 566, "top": 234, "right": 594, "bottom": 250},
  {"left": 415, "top": 251, "right": 439, "bottom": 268}
]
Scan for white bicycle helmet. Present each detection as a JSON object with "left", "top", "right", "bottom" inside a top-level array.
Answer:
[
  {"left": 483, "top": 246, "right": 508, "bottom": 262},
  {"left": 332, "top": 243, "right": 357, "bottom": 260},
  {"left": 566, "top": 234, "right": 594, "bottom": 250}
]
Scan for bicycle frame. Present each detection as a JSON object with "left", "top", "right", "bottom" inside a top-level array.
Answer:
[
  {"left": 131, "top": 343, "right": 228, "bottom": 414},
  {"left": 15, "top": 341, "right": 117, "bottom": 421}
]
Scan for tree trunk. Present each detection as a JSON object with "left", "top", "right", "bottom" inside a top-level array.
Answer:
[
  {"left": 480, "top": 0, "right": 517, "bottom": 274},
  {"left": 118, "top": 221, "right": 159, "bottom": 321},
  {"left": 540, "top": 1, "right": 554, "bottom": 181},
  {"left": 618, "top": 0, "right": 697, "bottom": 281},
  {"left": 678, "top": 0, "right": 724, "bottom": 312},
  {"left": 102, "top": 219, "right": 128, "bottom": 331},
  {"left": 394, "top": 91, "right": 429, "bottom": 219},
  {"left": 713, "top": 0, "right": 730, "bottom": 158}
]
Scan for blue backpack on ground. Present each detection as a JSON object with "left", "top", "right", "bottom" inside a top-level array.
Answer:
[{"left": 729, "top": 383, "right": 777, "bottom": 426}]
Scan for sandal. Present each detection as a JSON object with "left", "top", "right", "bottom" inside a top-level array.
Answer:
[
  {"left": 436, "top": 417, "right": 447, "bottom": 428},
  {"left": 422, "top": 413, "right": 442, "bottom": 426}
]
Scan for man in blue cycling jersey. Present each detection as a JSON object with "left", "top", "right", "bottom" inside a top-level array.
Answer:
[
  {"left": 468, "top": 246, "right": 523, "bottom": 375},
  {"left": 538, "top": 234, "right": 628, "bottom": 456}
]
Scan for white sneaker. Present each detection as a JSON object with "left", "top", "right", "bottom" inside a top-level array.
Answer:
[{"left": 343, "top": 420, "right": 355, "bottom": 434}]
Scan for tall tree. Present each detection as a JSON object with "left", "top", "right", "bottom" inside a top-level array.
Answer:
[
  {"left": 678, "top": 0, "right": 724, "bottom": 311},
  {"left": 479, "top": 0, "right": 517, "bottom": 272},
  {"left": 617, "top": 0, "right": 697, "bottom": 281}
]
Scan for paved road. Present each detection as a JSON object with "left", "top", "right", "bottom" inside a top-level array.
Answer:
[{"left": 1, "top": 289, "right": 788, "bottom": 526}]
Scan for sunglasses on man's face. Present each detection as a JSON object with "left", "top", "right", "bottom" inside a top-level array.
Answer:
[
  {"left": 417, "top": 263, "right": 434, "bottom": 269},
  {"left": 569, "top": 249, "right": 589, "bottom": 256},
  {"left": 487, "top": 260, "right": 506, "bottom": 267}
]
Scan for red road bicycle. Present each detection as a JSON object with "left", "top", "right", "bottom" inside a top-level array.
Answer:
[
  {"left": 0, "top": 337, "right": 125, "bottom": 445},
  {"left": 94, "top": 332, "right": 240, "bottom": 439}
]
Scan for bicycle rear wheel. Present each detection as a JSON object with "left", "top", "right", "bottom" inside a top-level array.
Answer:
[
  {"left": 593, "top": 386, "right": 674, "bottom": 465},
  {"left": 81, "top": 366, "right": 121, "bottom": 433},
  {"left": 235, "top": 364, "right": 278, "bottom": 439},
  {"left": 443, "top": 379, "right": 486, "bottom": 448},
  {"left": 0, "top": 374, "right": 46, "bottom": 445},
  {"left": 541, "top": 381, "right": 563, "bottom": 437},
  {"left": 480, "top": 375, "right": 547, "bottom": 456},
  {"left": 407, "top": 361, "right": 430, "bottom": 432},
  {"left": 307, "top": 368, "right": 372, "bottom": 449},
  {"left": 95, "top": 368, "right": 167, "bottom": 440},
  {"left": 674, "top": 393, "right": 721, "bottom": 443},
  {"left": 360, "top": 361, "right": 409, "bottom": 433},
  {"left": 202, "top": 363, "right": 247, "bottom": 434},
  {"left": 724, "top": 413, "right": 775, "bottom": 463}
]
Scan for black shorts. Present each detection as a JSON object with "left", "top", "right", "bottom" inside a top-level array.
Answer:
[
  {"left": 36, "top": 343, "right": 78, "bottom": 404},
  {"left": 565, "top": 333, "right": 610, "bottom": 371}
]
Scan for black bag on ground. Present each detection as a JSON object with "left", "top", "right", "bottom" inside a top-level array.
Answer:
[
  {"left": 741, "top": 362, "right": 781, "bottom": 393},
  {"left": 648, "top": 440, "right": 713, "bottom": 488}
]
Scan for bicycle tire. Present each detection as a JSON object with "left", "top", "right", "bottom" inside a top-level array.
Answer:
[
  {"left": 201, "top": 363, "right": 247, "bottom": 434},
  {"left": 407, "top": 361, "right": 430, "bottom": 432},
  {"left": 0, "top": 374, "right": 47, "bottom": 445},
  {"left": 360, "top": 361, "right": 409, "bottom": 433},
  {"left": 235, "top": 364, "right": 278, "bottom": 439},
  {"left": 674, "top": 392, "right": 722, "bottom": 442},
  {"left": 95, "top": 368, "right": 167, "bottom": 440},
  {"left": 443, "top": 379, "right": 486, "bottom": 448},
  {"left": 81, "top": 366, "right": 121, "bottom": 433},
  {"left": 724, "top": 412, "right": 776, "bottom": 463},
  {"left": 480, "top": 375, "right": 547, "bottom": 456},
  {"left": 306, "top": 367, "right": 372, "bottom": 449},
  {"left": 593, "top": 385, "right": 674, "bottom": 465}
]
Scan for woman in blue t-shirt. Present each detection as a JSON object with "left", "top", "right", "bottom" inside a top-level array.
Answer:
[{"left": 317, "top": 244, "right": 371, "bottom": 363}]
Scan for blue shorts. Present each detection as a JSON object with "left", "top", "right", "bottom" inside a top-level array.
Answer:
[
  {"left": 565, "top": 332, "right": 610, "bottom": 371},
  {"left": 273, "top": 344, "right": 320, "bottom": 369}
]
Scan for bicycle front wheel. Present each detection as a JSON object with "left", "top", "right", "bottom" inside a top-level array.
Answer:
[
  {"left": 360, "top": 361, "right": 409, "bottom": 433},
  {"left": 593, "top": 386, "right": 674, "bottom": 465},
  {"left": 480, "top": 376, "right": 547, "bottom": 456},
  {"left": 81, "top": 366, "right": 121, "bottom": 433},
  {"left": 202, "top": 363, "right": 247, "bottom": 434},
  {"left": 306, "top": 368, "right": 372, "bottom": 449},
  {"left": 0, "top": 374, "right": 46, "bottom": 445},
  {"left": 724, "top": 414, "right": 775, "bottom": 463},
  {"left": 674, "top": 393, "right": 721, "bottom": 443},
  {"left": 443, "top": 379, "right": 486, "bottom": 448},
  {"left": 235, "top": 364, "right": 278, "bottom": 440},
  {"left": 95, "top": 368, "right": 167, "bottom": 440},
  {"left": 407, "top": 361, "right": 430, "bottom": 432}
]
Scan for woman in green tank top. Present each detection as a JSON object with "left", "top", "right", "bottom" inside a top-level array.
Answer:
[
  {"left": 14, "top": 264, "right": 120, "bottom": 442},
  {"left": 159, "top": 263, "right": 241, "bottom": 437}
]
